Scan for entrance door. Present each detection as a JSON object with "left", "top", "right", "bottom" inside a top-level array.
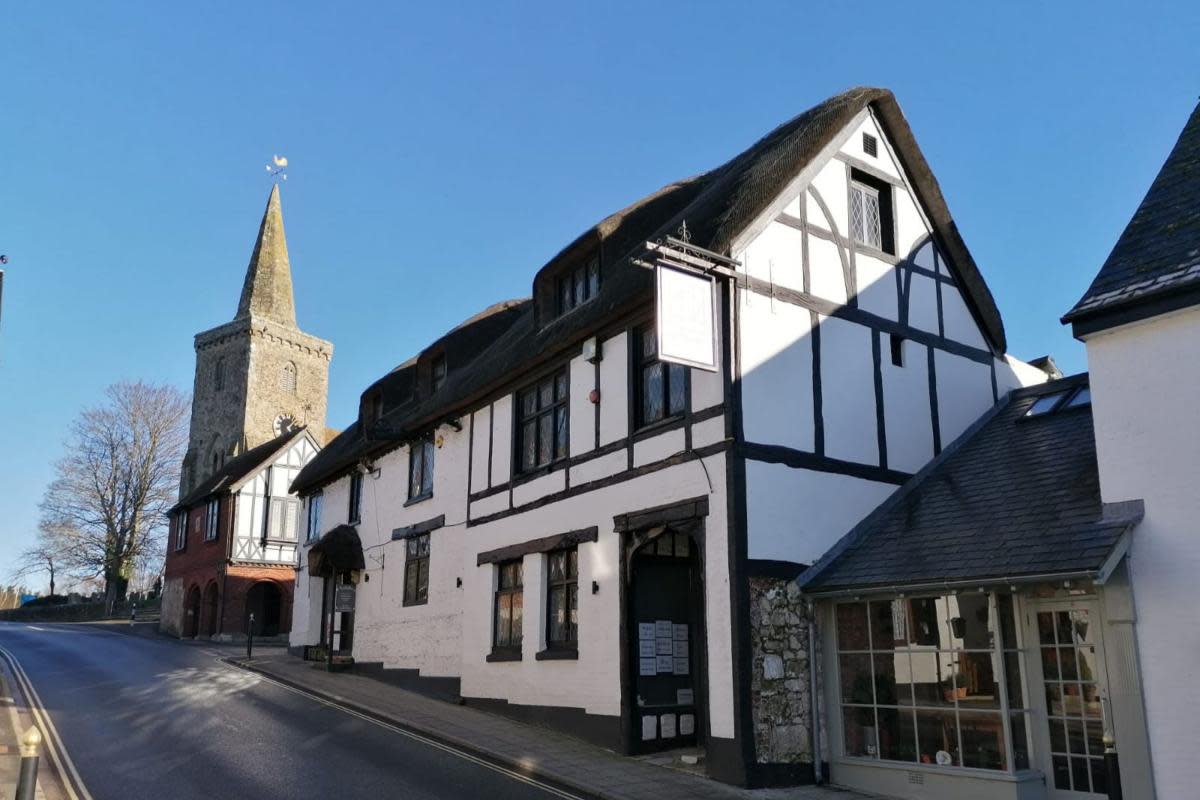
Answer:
[
  {"left": 627, "top": 528, "right": 704, "bottom": 753},
  {"left": 322, "top": 571, "right": 354, "bottom": 654},
  {"left": 1028, "top": 598, "right": 1111, "bottom": 799}
]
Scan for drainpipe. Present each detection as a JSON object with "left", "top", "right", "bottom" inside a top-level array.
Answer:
[{"left": 807, "top": 598, "right": 823, "bottom": 785}]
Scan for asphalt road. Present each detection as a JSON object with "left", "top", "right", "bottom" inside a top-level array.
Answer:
[{"left": 0, "top": 622, "right": 567, "bottom": 800}]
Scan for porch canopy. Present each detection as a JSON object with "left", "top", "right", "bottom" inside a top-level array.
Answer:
[
  {"left": 799, "top": 374, "right": 1143, "bottom": 597},
  {"left": 307, "top": 524, "right": 366, "bottom": 577}
]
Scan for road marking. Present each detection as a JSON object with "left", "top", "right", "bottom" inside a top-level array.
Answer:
[
  {"left": 0, "top": 645, "right": 95, "bottom": 800},
  {"left": 231, "top": 662, "right": 586, "bottom": 800}
]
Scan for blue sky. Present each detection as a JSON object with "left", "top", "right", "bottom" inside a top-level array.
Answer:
[{"left": 1, "top": 3, "right": 1197, "bottom": 587}]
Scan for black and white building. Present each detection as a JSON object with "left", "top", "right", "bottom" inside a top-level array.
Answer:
[{"left": 287, "top": 87, "right": 1053, "bottom": 787}]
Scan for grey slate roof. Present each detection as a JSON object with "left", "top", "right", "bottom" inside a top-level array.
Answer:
[
  {"left": 1064, "top": 101, "right": 1200, "bottom": 328},
  {"left": 292, "top": 87, "right": 1009, "bottom": 495},
  {"left": 172, "top": 428, "right": 309, "bottom": 513},
  {"left": 800, "top": 375, "right": 1143, "bottom": 595}
]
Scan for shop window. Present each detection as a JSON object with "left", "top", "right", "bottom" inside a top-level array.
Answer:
[
  {"left": 545, "top": 548, "right": 578, "bottom": 650},
  {"left": 834, "top": 592, "right": 1029, "bottom": 773},
  {"left": 403, "top": 533, "right": 430, "bottom": 606}
]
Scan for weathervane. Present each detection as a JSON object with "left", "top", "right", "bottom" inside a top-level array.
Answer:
[{"left": 264, "top": 154, "right": 289, "bottom": 181}]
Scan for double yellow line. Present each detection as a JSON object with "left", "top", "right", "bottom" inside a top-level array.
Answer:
[{"left": 0, "top": 645, "right": 94, "bottom": 800}]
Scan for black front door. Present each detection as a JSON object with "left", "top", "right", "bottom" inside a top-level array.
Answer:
[{"left": 628, "top": 528, "right": 704, "bottom": 753}]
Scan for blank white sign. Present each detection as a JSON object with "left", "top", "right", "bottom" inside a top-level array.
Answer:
[{"left": 657, "top": 264, "right": 717, "bottom": 372}]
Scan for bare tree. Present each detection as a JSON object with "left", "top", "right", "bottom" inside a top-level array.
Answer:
[
  {"left": 38, "top": 381, "right": 189, "bottom": 612},
  {"left": 11, "top": 527, "right": 61, "bottom": 596}
]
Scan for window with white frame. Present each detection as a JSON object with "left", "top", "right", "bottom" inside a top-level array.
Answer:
[
  {"left": 306, "top": 491, "right": 323, "bottom": 542},
  {"left": 835, "top": 591, "right": 1030, "bottom": 773},
  {"left": 408, "top": 437, "right": 435, "bottom": 501},
  {"left": 204, "top": 499, "right": 219, "bottom": 541},
  {"left": 265, "top": 497, "right": 300, "bottom": 541}
]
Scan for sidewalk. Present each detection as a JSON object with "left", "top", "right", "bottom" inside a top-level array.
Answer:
[
  {"left": 229, "top": 652, "right": 881, "bottom": 800},
  {"left": 0, "top": 669, "right": 52, "bottom": 800}
]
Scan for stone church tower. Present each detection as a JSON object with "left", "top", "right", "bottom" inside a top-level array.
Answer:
[{"left": 180, "top": 185, "right": 333, "bottom": 495}]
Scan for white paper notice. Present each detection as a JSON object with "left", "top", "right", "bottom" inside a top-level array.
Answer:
[
  {"left": 655, "top": 620, "right": 673, "bottom": 639},
  {"left": 676, "top": 689, "right": 694, "bottom": 705},
  {"left": 673, "top": 640, "right": 688, "bottom": 658},
  {"left": 642, "top": 715, "right": 657, "bottom": 740},
  {"left": 656, "top": 264, "right": 717, "bottom": 372},
  {"left": 656, "top": 655, "right": 674, "bottom": 673},
  {"left": 661, "top": 714, "right": 677, "bottom": 738},
  {"left": 673, "top": 657, "right": 689, "bottom": 675},
  {"left": 656, "top": 638, "right": 673, "bottom": 655},
  {"left": 672, "top": 624, "right": 688, "bottom": 641},
  {"left": 638, "top": 623, "right": 656, "bottom": 641},
  {"left": 639, "top": 640, "right": 656, "bottom": 658},
  {"left": 680, "top": 714, "right": 695, "bottom": 736},
  {"left": 639, "top": 658, "right": 656, "bottom": 676}
]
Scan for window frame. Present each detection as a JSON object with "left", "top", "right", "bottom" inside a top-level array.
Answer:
[
  {"left": 633, "top": 322, "right": 690, "bottom": 430},
  {"left": 348, "top": 471, "right": 363, "bottom": 524},
  {"left": 407, "top": 436, "right": 435, "bottom": 503},
  {"left": 204, "top": 498, "right": 220, "bottom": 542},
  {"left": 544, "top": 548, "right": 579, "bottom": 652},
  {"left": 174, "top": 511, "right": 188, "bottom": 552},
  {"left": 281, "top": 361, "right": 298, "bottom": 395},
  {"left": 306, "top": 491, "right": 323, "bottom": 542},
  {"left": 431, "top": 354, "right": 447, "bottom": 393},
  {"left": 555, "top": 256, "right": 601, "bottom": 317},
  {"left": 402, "top": 533, "right": 431, "bottom": 607},
  {"left": 850, "top": 180, "right": 883, "bottom": 251},
  {"left": 514, "top": 367, "right": 570, "bottom": 475},
  {"left": 490, "top": 559, "right": 524, "bottom": 657}
]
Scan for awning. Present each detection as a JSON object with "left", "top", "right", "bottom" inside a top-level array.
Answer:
[{"left": 307, "top": 524, "right": 366, "bottom": 576}]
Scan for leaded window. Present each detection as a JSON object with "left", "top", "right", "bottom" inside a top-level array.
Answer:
[
  {"left": 403, "top": 533, "right": 430, "bottom": 606},
  {"left": 493, "top": 560, "right": 524, "bottom": 650},
  {"left": 850, "top": 181, "right": 882, "bottom": 250},
  {"left": 636, "top": 323, "right": 687, "bottom": 427},
  {"left": 546, "top": 549, "right": 578, "bottom": 649},
  {"left": 516, "top": 369, "right": 568, "bottom": 473},
  {"left": 557, "top": 257, "right": 600, "bottom": 316},
  {"left": 835, "top": 592, "right": 1030, "bottom": 773},
  {"left": 408, "top": 437, "right": 435, "bottom": 501}
]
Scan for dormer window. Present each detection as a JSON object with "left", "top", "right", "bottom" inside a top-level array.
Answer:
[
  {"left": 849, "top": 169, "right": 895, "bottom": 255},
  {"left": 557, "top": 257, "right": 600, "bottom": 316},
  {"left": 431, "top": 354, "right": 447, "bottom": 393},
  {"left": 364, "top": 390, "right": 384, "bottom": 426}
]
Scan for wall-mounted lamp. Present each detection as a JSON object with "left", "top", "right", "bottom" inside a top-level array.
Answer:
[{"left": 592, "top": 580, "right": 600, "bottom": 595}]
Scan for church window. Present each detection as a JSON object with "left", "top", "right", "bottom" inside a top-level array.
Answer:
[
  {"left": 281, "top": 362, "right": 298, "bottom": 395},
  {"left": 215, "top": 358, "right": 226, "bottom": 392}
]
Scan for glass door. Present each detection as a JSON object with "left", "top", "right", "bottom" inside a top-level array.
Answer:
[{"left": 1027, "top": 599, "right": 1110, "bottom": 799}]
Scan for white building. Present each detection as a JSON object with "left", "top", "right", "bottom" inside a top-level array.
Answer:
[{"left": 288, "top": 87, "right": 1048, "bottom": 787}]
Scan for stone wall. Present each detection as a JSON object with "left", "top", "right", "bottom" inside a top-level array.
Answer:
[{"left": 749, "top": 576, "right": 814, "bottom": 766}]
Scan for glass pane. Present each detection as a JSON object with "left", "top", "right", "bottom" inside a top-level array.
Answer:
[
  {"left": 909, "top": 596, "right": 949, "bottom": 647},
  {"left": 567, "top": 583, "right": 578, "bottom": 635},
  {"left": 873, "top": 654, "right": 898, "bottom": 705},
  {"left": 909, "top": 651, "right": 956, "bottom": 706},
  {"left": 889, "top": 651, "right": 915, "bottom": 705},
  {"left": 1041, "top": 647, "right": 1060, "bottom": 681},
  {"left": 539, "top": 379, "right": 554, "bottom": 408},
  {"left": 573, "top": 267, "right": 585, "bottom": 306},
  {"left": 511, "top": 590, "right": 523, "bottom": 642},
  {"left": 1067, "top": 386, "right": 1092, "bottom": 408},
  {"left": 418, "top": 534, "right": 430, "bottom": 557},
  {"left": 559, "top": 277, "right": 571, "bottom": 312},
  {"left": 422, "top": 444, "right": 435, "bottom": 495},
  {"left": 642, "top": 363, "right": 664, "bottom": 424},
  {"left": 1045, "top": 683, "right": 1064, "bottom": 716},
  {"left": 409, "top": 451, "right": 423, "bottom": 497},
  {"left": 1037, "top": 612, "right": 1057, "bottom": 645},
  {"left": 950, "top": 592, "right": 995, "bottom": 650},
  {"left": 1026, "top": 393, "right": 1065, "bottom": 416},
  {"left": 1082, "top": 684, "right": 1102, "bottom": 718},
  {"left": 842, "top": 706, "right": 877, "bottom": 758},
  {"left": 1052, "top": 755, "right": 1071, "bottom": 789},
  {"left": 1059, "top": 647, "right": 1079, "bottom": 681},
  {"left": 1077, "top": 645, "right": 1100, "bottom": 683},
  {"left": 1071, "top": 756, "right": 1091, "bottom": 793},
  {"left": 554, "top": 407, "right": 568, "bottom": 460},
  {"left": 522, "top": 421, "right": 537, "bottom": 470},
  {"left": 1004, "top": 652, "right": 1025, "bottom": 708},
  {"left": 1085, "top": 720, "right": 1104, "bottom": 757},
  {"left": 641, "top": 325, "right": 656, "bottom": 358},
  {"left": 864, "top": 190, "right": 882, "bottom": 249},
  {"left": 556, "top": 371, "right": 569, "bottom": 401},
  {"left": 521, "top": 388, "right": 536, "bottom": 417},
  {"left": 997, "top": 594, "right": 1018, "bottom": 649},
  {"left": 1010, "top": 713, "right": 1031, "bottom": 770},
  {"left": 956, "top": 651, "right": 1000, "bottom": 709},
  {"left": 1090, "top": 756, "right": 1108, "bottom": 795},
  {"left": 1056, "top": 611, "right": 1074, "bottom": 645},
  {"left": 836, "top": 603, "right": 870, "bottom": 650},
  {"left": 513, "top": 561, "right": 523, "bottom": 587},
  {"left": 495, "top": 595, "right": 511, "bottom": 646},
  {"left": 869, "top": 600, "right": 899, "bottom": 650},
  {"left": 417, "top": 559, "right": 428, "bottom": 600},
  {"left": 850, "top": 186, "right": 865, "bottom": 243},
  {"left": 587, "top": 259, "right": 600, "bottom": 297},
  {"left": 877, "top": 707, "right": 916, "bottom": 763},
  {"left": 959, "top": 711, "right": 1005, "bottom": 771},
  {"left": 839, "top": 653, "right": 874, "bottom": 704},
  {"left": 567, "top": 548, "right": 577, "bottom": 578},
  {"left": 549, "top": 586, "right": 565, "bottom": 642},
  {"left": 668, "top": 364, "right": 687, "bottom": 415},
  {"left": 915, "top": 709, "right": 959, "bottom": 766},
  {"left": 673, "top": 533, "right": 689, "bottom": 558},
  {"left": 405, "top": 562, "right": 418, "bottom": 603},
  {"left": 551, "top": 552, "right": 566, "bottom": 582},
  {"left": 655, "top": 535, "right": 673, "bottom": 556},
  {"left": 1067, "top": 718, "right": 1086, "bottom": 754},
  {"left": 1049, "top": 719, "right": 1067, "bottom": 753},
  {"left": 538, "top": 413, "right": 553, "bottom": 465}
]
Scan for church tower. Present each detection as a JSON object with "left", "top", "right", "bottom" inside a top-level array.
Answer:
[{"left": 180, "top": 185, "right": 333, "bottom": 495}]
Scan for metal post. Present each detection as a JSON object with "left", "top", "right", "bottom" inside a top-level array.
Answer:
[
  {"left": 15, "top": 726, "right": 41, "bottom": 800},
  {"left": 247, "top": 612, "right": 255, "bottom": 660},
  {"left": 1104, "top": 732, "right": 1123, "bottom": 800}
]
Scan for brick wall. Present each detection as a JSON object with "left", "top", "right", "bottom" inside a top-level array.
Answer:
[{"left": 221, "top": 565, "right": 294, "bottom": 637}]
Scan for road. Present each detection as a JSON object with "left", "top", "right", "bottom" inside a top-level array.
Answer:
[{"left": 0, "top": 622, "right": 569, "bottom": 800}]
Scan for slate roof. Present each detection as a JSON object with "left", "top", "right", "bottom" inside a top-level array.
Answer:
[
  {"left": 1064, "top": 101, "right": 1200, "bottom": 329},
  {"left": 292, "top": 87, "right": 1009, "bottom": 495},
  {"left": 172, "top": 428, "right": 309, "bottom": 512},
  {"left": 799, "top": 375, "right": 1143, "bottom": 595}
]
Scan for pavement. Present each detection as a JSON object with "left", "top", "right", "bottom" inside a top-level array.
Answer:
[
  {"left": 0, "top": 655, "right": 55, "bottom": 799},
  {"left": 230, "top": 651, "right": 881, "bottom": 800}
]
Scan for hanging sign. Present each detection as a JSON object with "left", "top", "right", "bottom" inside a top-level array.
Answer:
[
  {"left": 656, "top": 264, "right": 718, "bottom": 372},
  {"left": 334, "top": 584, "right": 357, "bottom": 613}
]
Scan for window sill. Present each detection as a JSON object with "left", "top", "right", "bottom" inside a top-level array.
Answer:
[
  {"left": 486, "top": 648, "right": 522, "bottom": 663},
  {"left": 834, "top": 756, "right": 1036, "bottom": 782},
  {"left": 535, "top": 647, "right": 578, "bottom": 661},
  {"left": 404, "top": 492, "right": 433, "bottom": 507}
]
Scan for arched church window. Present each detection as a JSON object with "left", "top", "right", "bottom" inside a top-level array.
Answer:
[
  {"left": 214, "top": 358, "right": 226, "bottom": 392},
  {"left": 281, "top": 362, "right": 297, "bottom": 395}
]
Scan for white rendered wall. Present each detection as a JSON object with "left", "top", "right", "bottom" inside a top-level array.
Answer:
[{"left": 1085, "top": 306, "right": 1200, "bottom": 800}]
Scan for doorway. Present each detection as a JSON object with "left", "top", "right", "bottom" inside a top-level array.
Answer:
[
  {"left": 625, "top": 524, "right": 706, "bottom": 754},
  {"left": 320, "top": 570, "right": 355, "bottom": 654},
  {"left": 1027, "top": 598, "right": 1112, "bottom": 799},
  {"left": 246, "top": 581, "right": 282, "bottom": 637}
]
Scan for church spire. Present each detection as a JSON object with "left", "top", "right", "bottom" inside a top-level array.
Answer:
[{"left": 235, "top": 184, "right": 297, "bottom": 327}]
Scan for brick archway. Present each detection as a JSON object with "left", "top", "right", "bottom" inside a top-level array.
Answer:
[
  {"left": 184, "top": 584, "right": 202, "bottom": 638},
  {"left": 201, "top": 582, "right": 220, "bottom": 637}
]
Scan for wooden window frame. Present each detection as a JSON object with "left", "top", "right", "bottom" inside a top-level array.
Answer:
[
  {"left": 633, "top": 322, "right": 689, "bottom": 430},
  {"left": 348, "top": 471, "right": 363, "bottom": 524},
  {"left": 490, "top": 559, "right": 524, "bottom": 658},
  {"left": 514, "top": 367, "right": 569, "bottom": 475},
  {"left": 204, "top": 498, "right": 220, "bottom": 542},
  {"left": 555, "top": 256, "right": 601, "bottom": 317},
  {"left": 403, "top": 533, "right": 431, "bottom": 607},
  {"left": 407, "top": 436, "right": 435, "bottom": 503},
  {"left": 544, "top": 548, "right": 578, "bottom": 652},
  {"left": 306, "top": 491, "right": 323, "bottom": 542}
]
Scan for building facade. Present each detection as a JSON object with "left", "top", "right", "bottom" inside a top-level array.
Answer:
[
  {"left": 161, "top": 185, "right": 331, "bottom": 639},
  {"left": 287, "top": 87, "right": 1048, "bottom": 786}
]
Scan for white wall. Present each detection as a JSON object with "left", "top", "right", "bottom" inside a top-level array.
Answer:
[{"left": 1085, "top": 306, "right": 1200, "bottom": 800}]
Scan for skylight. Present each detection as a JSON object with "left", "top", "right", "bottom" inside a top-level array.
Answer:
[
  {"left": 1023, "top": 385, "right": 1091, "bottom": 418},
  {"left": 1065, "top": 386, "right": 1092, "bottom": 408},
  {"left": 1025, "top": 393, "right": 1065, "bottom": 416}
]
